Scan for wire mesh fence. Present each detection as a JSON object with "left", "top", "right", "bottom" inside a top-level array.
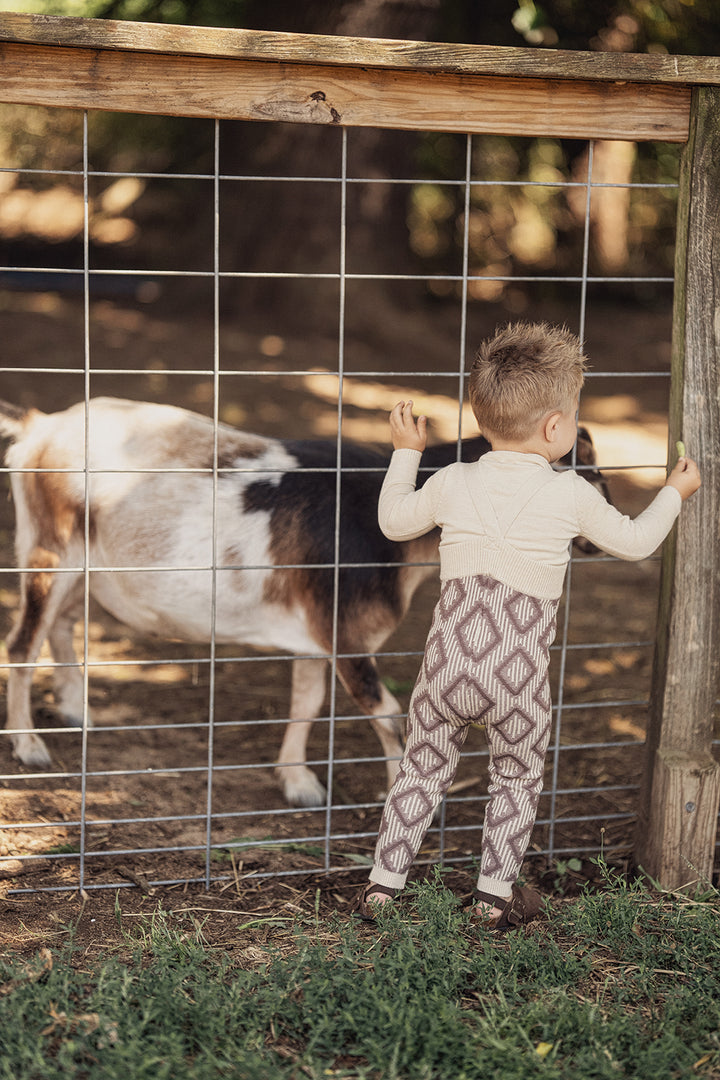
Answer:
[{"left": 0, "top": 101, "right": 686, "bottom": 895}]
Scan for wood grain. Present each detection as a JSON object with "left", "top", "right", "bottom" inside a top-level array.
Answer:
[
  {"left": 0, "top": 41, "right": 690, "bottom": 142},
  {"left": 637, "top": 86, "right": 720, "bottom": 889},
  {"left": 0, "top": 12, "right": 719, "bottom": 86},
  {"left": 640, "top": 750, "right": 720, "bottom": 888}
]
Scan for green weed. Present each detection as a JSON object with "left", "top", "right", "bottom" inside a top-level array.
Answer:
[
  {"left": 211, "top": 836, "right": 372, "bottom": 867},
  {"left": 42, "top": 843, "right": 81, "bottom": 856},
  {"left": 382, "top": 676, "right": 415, "bottom": 695},
  {"left": 551, "top": 856, "right": 583, "bottom": 891}
]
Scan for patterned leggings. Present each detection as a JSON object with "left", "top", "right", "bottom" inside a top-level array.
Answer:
[{"left": 370, "top": 574, "right": 558, "bottom": 899}]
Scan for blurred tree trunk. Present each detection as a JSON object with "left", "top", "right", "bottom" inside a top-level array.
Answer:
[
  {"left": 220, "top": 0, "right": 442, "bottom": 325},
  {"left": 567, "top": 140, "right": 637, "bottom": 273}
]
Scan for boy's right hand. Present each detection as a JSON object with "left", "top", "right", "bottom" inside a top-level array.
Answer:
[
  {"left": 389, "top": 400, "right": 428, "bottom": 453},
  {"left": 666, "top": 455, "right": 701, "bottom": 501}
]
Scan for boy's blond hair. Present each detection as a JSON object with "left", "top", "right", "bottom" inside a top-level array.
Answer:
[{"left": 468, "top": 321, "right": 587, "bottom": 441}]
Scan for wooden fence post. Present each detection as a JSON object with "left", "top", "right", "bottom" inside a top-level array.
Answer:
[{"left": 635, "top": 86, "right": 720, "bottom": 890}]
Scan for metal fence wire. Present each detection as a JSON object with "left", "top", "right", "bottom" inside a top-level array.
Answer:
[{"left": 0, "top": 106, "right": 686, "bottom": 896}]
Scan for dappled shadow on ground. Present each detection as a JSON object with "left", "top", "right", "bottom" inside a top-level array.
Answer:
[{"left": 1, "top": 286, "right": 710, "bottom": 938}]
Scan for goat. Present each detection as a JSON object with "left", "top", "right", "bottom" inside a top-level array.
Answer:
[{"left": 0, "top": 396, "right": 605, "bottom": 806}]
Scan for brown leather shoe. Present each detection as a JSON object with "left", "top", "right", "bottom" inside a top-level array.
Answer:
[
  {"left": 471, "top": 883, "right": 543, "bottom": 933},
  {"left": 352, "top": 882, "right": 398, "bottom": 922}
]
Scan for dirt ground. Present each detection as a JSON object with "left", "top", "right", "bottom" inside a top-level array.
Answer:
[{"left": 0, "top": 285, "right": 711, "bottom": 953}]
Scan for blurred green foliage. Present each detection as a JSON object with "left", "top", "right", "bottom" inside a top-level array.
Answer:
[
  {"left": 0, "top": 0, "right": 248, "bottom": 24},
  {"left": 0, "top": 0, "right": 710, "bottom": 294}
]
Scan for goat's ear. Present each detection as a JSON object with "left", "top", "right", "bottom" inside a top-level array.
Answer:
[
  {"left": 462, "top": 434, "right": 491, "bottom": 462},
  {"left": 575, "top": 427, "right": 596, "bottom": 468}
]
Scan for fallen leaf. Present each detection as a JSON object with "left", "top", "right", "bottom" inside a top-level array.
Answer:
[{"left": 535, "top": 1042, "right": 554, "bottom": 1058}]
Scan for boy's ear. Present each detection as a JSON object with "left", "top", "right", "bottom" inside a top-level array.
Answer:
[{"left": 543, "top": 411, "right": 563, "bottom": 443}]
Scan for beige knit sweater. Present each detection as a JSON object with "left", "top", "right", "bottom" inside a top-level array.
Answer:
[{"left": 379, "top": 449, "right": 681, "bottom": 600}]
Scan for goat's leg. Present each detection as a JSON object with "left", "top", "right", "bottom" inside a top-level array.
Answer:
[
  {"left": 6, "top": 553, "right": 82, "bottom": 767},
  {"left": 336, "top": 655, "right": 405, "bottom": 798},
  {"left": 276, "top": 657, "right": 328, "bottom": 806},
  {"left": 48, "top": 587, "right": 89, "bottom": 728},
  {"left": 369, "top": 682, "right": 405, "bottom": 796}
]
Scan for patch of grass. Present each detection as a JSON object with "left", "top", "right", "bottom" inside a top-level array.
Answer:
[
  {"left": 0, "top": 909, "right": 280, "bottom": 1080},
  {"left": 382, "top": 676, "right": 415, "bottom": 695},
  {"left": 1, "top": 865, "right": 719, "bottom": 1078},
  {"left": 211, "top": 837, "right": 372, "bottom": 867},
  {"left": 42, "top": 843, "right": 81, "bottom": 856}
]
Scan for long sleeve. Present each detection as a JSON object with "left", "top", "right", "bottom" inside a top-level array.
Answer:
[
  {"left": 378, "top": 448, "right": 684, "bottom": 600},
  {"left": 378, "top": 449, "right": 444, "bottom": 541},
  {"left": 573, "top": 475, "right": 682, "bottom": 561}
]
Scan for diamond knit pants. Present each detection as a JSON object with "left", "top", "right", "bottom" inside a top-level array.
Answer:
[{"left": 370, "top": 574, "right": 558, "bottom": 898}]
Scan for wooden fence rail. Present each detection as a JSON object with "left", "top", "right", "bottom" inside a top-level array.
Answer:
[
  {"left": 0, "top": 11, "right": 718, "bottom": 890},
  {"left": 0, "top": 12, "right": 697, "bottom": 140}
]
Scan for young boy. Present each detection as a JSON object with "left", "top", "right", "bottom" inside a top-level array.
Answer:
[{"left": 354, "top": 321, "right": 701, "bottom": 930}]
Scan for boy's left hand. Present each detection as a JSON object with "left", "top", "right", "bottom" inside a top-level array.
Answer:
[
  {"left": 666, "top": 454, "right": 701, "bottom": 501},
  {"left": 389, "top": 400, "right": 427, "bottom": 452}
]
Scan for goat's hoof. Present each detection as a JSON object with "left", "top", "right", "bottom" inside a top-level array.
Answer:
[
  {"left": 12, "top": 733, "right": 52, "bottom": 769},
  {"left": 278, "top": 767, "right": 327, "bottom": 807}
]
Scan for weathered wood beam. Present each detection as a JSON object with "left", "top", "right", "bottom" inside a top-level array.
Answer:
[
  {"left": 0, "top": 11, "right": 719, "bottom": 87},
  {"left": 636, "top": 85, "right": 720, "bottom": 890},
  {"left": 0, "top": 41, "right": 690, "bottom": 141}
]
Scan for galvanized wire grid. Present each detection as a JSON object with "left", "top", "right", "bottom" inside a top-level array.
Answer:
[{"left": 0, "top": 110, "right": 682, "bottom": 894}]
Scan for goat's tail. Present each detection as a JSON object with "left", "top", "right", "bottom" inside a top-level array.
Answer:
[{"left": 0, "top": 400, "right": 33, "bottom": 440}]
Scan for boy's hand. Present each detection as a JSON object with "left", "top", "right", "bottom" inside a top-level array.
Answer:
[
  {"left": 666, "top": 455, "right": 701, "bottom": 501},
  {"left": 389, "top": 400, "right": 427, "bottom": 453}
]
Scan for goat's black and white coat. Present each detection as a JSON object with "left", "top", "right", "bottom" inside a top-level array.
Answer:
[{"left": 0, "top": 397, "right": 605, "bottom": 805}]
